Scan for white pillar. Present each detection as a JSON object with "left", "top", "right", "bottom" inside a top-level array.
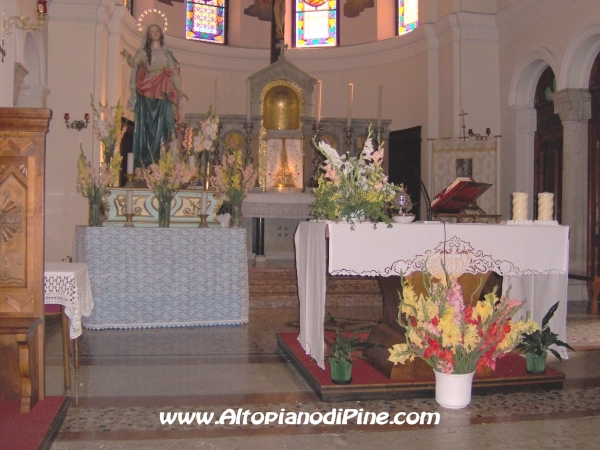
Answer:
[{"left": 551, "top": 88, "right": 591, "bottom": 276}]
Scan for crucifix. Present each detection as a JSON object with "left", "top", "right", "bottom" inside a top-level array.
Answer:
[
  {"left": 270, "top": 0, "right": 286, "bottom": 63},
  {"left": 459, "top": 109, "right": 468, "bottom": 140}
]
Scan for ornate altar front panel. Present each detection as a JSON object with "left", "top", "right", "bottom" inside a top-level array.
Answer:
[{"left": 104, "top": 189, "right": 224, "bottom": 227}]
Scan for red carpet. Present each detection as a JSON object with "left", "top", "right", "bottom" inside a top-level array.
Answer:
[
  {"left": 0, "top": 396, "right": 68, "bottom": 450},
  {"left": 278, "top": 332, "right": 566, "bottom": 401}
]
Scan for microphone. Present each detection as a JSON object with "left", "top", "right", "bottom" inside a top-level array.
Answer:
[{"left": 410, "top": 165, "right": 433, "bottom": 221}]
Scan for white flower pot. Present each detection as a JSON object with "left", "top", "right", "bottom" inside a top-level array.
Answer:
[{"left": 434, "top": 370, "right": 475, "bottom": 409}]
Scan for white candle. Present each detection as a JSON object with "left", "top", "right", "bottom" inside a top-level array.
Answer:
[
  {"left": 377, "top": 85, "right": 382, "bottom": 128},
  {"left": 127, "top": 153, "right": 134, "bottom": 174},
  {"left": 315, "top": 80, "right": 322, "bottom": 125},
  {"left": 512, "top": 192, "right": 528, "bottom": 221},
  {"left": 214, "top": 78, "right": 219, "bottom": 118},
  {"left": 537, "top": 192, "right": 554, "bottom": 221},
  {"left": 188, "top": 154, "right": 196, "bottom": 168},
  {"left": 126, "top": 190, "right": 133, "bottom": 214},
  {"left": 201, "top": 191, "right": 207, "bottom": 215},
  {"left": 347, "top": 83, "right": 353, "bottom": 128},
  {"left": 246, "top": 79, "right": 251, "bottom": 123}
]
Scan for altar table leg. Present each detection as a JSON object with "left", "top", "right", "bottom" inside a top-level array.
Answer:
[
  {"left": 253, "top": 218, "right": 265, "bottom": 258},
  {"left": 60, "top": 309, "right": 71, "bottom": 393}
]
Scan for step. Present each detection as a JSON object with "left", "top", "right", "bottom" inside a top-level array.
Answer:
[{"left": 248, "top": 265, "right": 383, "bottom": 309}]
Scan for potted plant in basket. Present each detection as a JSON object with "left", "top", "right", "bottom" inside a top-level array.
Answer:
[
  {"left": 515, "top": 301, "right": 574, "bottom": 375},
  {"left": 387, "top": 270, "right": 538, "bottom": 408},
  {"left": 326, "top": 314, "right": 374, "bottom": 385}
]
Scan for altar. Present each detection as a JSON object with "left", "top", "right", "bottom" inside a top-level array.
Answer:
[
  {"left": 72, "top": 226, "right": 249, "bottom": 329},
  {"left": 294, "top": 221, "right": 570, "bottom": 370}
]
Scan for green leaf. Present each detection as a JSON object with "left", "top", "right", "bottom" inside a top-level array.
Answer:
[
  {"left": 548, "top": 348, "right": 563, "bottom": 361},
  {"left": 542, "top": 301, "right": 559, "bottom": 329}
]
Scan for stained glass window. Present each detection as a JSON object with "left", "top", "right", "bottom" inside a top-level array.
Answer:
[
  {"left": 294, "top": 0, "right": 338, "bottom": 48},
  {"left": 186, "top": 0, "right": 226, "bottom": 44},
  {"left": 398, "top": 0, "right": 418, "bottom": 36}
]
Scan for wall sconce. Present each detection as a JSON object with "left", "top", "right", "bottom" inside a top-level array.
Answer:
[
  {"left": 65, "top": 113, "right": 90, "bottom": 131},
  {"left": 2, "top": 1, "right": 47, "bottom": 37}
]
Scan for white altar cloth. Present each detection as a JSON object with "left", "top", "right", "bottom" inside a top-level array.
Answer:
[
  {"left": 295, "top": 221, "right": 570, "bottom": 369},
  {"left": 44, "top": 262, "right": 94, "bottom": 339}
]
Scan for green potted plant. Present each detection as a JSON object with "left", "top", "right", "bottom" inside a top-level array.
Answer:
[
  {"left": 516, "top": 302, "right": 575, "bottom": 374},
  {"left": 325, "top": 314, "right": 373, "bottom": 384}
]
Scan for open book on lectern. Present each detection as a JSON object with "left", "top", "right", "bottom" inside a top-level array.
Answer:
[{"left": 430, "top": 177, "right": 492, "bottom": 214}]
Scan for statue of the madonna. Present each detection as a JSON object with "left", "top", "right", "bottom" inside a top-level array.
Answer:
[{"left": 121, "top": 24, "right": 188, "bottom": 168}]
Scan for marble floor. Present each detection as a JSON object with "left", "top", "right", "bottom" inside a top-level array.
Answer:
[{"left": 45, "top": 297, "right": 600, "bottom": 449}]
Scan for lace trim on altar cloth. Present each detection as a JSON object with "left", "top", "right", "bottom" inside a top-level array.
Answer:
[
  {"left": 329, "top": 236, "right": 566, "bottom": 278},
  {"left": 82, "top": 318, "right": 249, "bottom": 330}
]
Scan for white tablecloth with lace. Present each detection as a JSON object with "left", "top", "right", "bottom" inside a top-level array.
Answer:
[
  {"left": 295, "top": 221, "right": 570, "bottom": 369},
  {"left": 72, "top": 226, "right": 249, "bottom": 329},
  {"left": 44, "top": 262, "right": 94, "bottom": 339}
]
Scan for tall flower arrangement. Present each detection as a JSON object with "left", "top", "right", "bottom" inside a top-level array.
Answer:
[
  {"left": 76, "top": 146, "right": 122, "bottom": 226},
  {"left": 211, "top": 147, "right": 257, "bottom": 227},
  {"left": 193, "top": 106, "right": 220, "bottom": 186},
  {"left": 312, "top": 127, "right": 399, "bottom": 226},
  {"left": 196, "top": 105, "right": 219, "bottom": 152},
  {"left": 387, "top": 272, "right": 539, "bottom": 374},
  {"left": 90, "top": 96, "right": 124, "bottom": 164},
  {"left": 142, "top": 152, "right": 195, "bottom": 227}
]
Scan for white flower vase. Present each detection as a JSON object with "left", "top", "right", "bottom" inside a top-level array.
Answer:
[
  {"left": 216, "top": 213, "right": 231, "bottom": 228},
  {"left": 434, "top": 370, "right": 475, "bottom": 409}
]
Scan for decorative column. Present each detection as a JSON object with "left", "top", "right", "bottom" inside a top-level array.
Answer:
[{"left": 551, "top": 88, "right": 591, "bottom": 275}]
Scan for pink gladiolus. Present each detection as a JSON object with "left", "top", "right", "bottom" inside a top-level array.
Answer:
[{"left": 447, "top": 278, "right": 465, "bottom": 324}]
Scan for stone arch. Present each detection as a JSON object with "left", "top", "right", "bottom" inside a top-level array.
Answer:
[
  {"left": 561, "top": 24, "right": 600, "bottom": 89},
  {"left": 15, "top": 30, "right": 48, "bottom": 107},
  {"left": 509, "top": 48, "right": 557, "bottom": 108},
  {"left": 507, "top": 49, "right": 557, "bottom": 205}
]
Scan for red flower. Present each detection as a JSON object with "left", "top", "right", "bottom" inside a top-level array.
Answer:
[{"left": 423, "top": 339, "right": 439, "bottom": 359}]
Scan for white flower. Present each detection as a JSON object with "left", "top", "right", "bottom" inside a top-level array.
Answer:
[
  {"left": 193, "top": 136, "right": 202, "bottom": 152},
  {"left": 360, "top": 139, "right": 375, "bottom": 161},
  {"left": 318, "top": 141, "right": 343, "bottom": 168}
]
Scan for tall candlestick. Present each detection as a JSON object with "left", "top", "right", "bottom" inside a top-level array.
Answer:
[
  {"left": 512, "top": 192, "right": 528, "bottom": 221},
  {"left": 126, "top": 190, "right": 133, "bottom": 214},
  {"left": 127, "top": 153, "right": 134, "bottom": 174},
  {"left": 246, "top": 79, "right": 251, "bottom": 123},
  {"left": 347, "top": 83, "right": 353, "bottom": 128},
  {"left": 537, "top": 192, "right": 554, "bottom": 221},
  {"left": 315, "top": 80, "right": 322, "bottom": 125},
  {"left": 201, "top": 191, "right": 207, "bottom": 215},
  {"left": 214, "top": 78, "right": 219, "bottom": 117},
  {"left": 377, "top": 85, "right": 382, "bottom": 128}
]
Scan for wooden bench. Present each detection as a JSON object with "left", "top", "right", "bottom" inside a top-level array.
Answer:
[{"left": 0, "top": 317, "right": 43, "bottom": 412}]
